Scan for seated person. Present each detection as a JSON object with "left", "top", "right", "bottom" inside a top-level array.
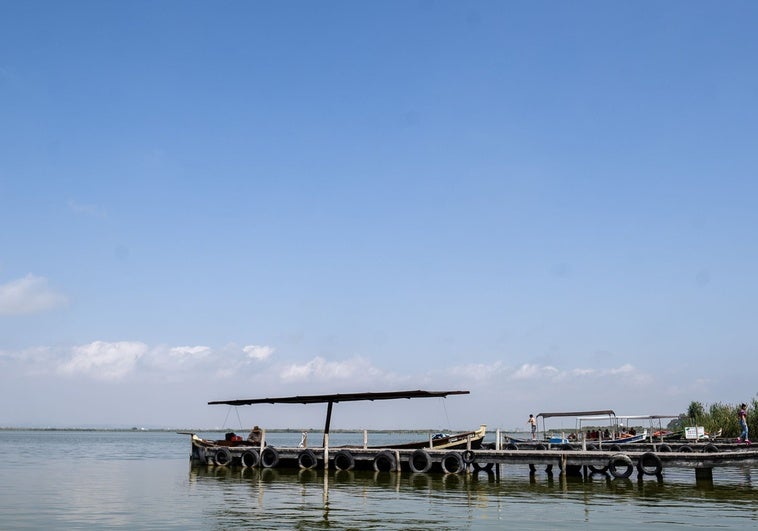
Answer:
[{"left": 247, "top": 425, "right": 262, "bottom": 444}]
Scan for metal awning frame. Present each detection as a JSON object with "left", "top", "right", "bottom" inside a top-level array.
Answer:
[{"left": 208, "top": 389, "right": 470, "bottom": 446}]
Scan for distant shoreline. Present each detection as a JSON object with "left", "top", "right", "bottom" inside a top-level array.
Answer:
[{"left": 0, "top": 427, "right": 470, "bottom": 433}]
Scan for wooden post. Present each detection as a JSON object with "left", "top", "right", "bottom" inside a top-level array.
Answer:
[
  {"left": 695, "top": 467, "right": 713, "bottom": 481},
  {"left": 395, "top": 450, "right": 401, "bottom": 472},
  {"left": 363, "top": 429, "right": 368, "bottom": 449},
  {"left": 496, "top": 429, "right": 501, "bottom": 451},
  {"left": 323, "top": 433, "right": 330, "bottom": 471},
  {"left": 260, "top": 429, "right": 266, "bottom": 452}
]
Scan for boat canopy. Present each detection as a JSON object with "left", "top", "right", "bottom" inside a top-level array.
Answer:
[
  {"left": 613, "top": 415, "right": 681, "bottom": 420},
  {"left": 537, "top": 410, "right": 615, "bottom": 419},
  {"left": 208, "top": 390, "right": 470, "bottom": 446},
  {"left": 208, "top": 389, "right": 469, "bottom": 406}
]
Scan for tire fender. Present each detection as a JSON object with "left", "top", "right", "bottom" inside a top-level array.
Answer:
[
  {"left": 461, "top": 449, "right": 476, "bottom": 465},
  {"left": 637, "top": 452, "right": 663, "bottom": 476},
  {"left": 409, "top": 449, "right": 433, "bottom": 473},
  {"left": 608, "top": 454, "right": 634, "bottom": 479},
  {"left": 333, "top": 450, "right": 355, "bottom": 471},
  {"left": 441, "top": 452, "right": 465, "bottom": 474},
  {"left": 260, "top": 446, "right": 280, "bottom": 468},
  {"left": 214, "top": 447, "right": 232, "bottom": 466},
  {"left": 373, "top": 450, "right": 396, "bottom": 472},
  {"left": 297, "top": 449, "right": 318, "bottom": 469},
  {"left": 240, "top": 450, "right": 259, "bottom": 468}
]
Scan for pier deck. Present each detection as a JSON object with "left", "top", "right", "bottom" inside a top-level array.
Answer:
[{"left": 190, "top": 436, "right": 758, "bottom": 482}]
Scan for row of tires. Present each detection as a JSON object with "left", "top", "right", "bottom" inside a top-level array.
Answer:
[
  {"left": 505, "top": 442, "right": 720, "bottom": 453},
  {"left": 596, "top": 452, "right": 665, "bottom": 478},
  {"left": 211, "top": 445, "right": 706, "bottom": 477},
  {"left": 210, "top": 447, "right": 282, "bottom": 468},
  {"left": 209, "top": 447, "right": 477, "bottom": 474}
]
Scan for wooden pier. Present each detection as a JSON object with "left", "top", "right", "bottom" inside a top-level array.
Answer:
[
  {"left": 193, "top": 392, "right": 758, "bottom": 483},
  {"left": 189, "top": 434, "right": 758, "bottom": 482}
]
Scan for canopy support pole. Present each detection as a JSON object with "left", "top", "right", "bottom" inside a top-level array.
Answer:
[{"left": 323, "top": 400, "right": 334, "bottom": 447}]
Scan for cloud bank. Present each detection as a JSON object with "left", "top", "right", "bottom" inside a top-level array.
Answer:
[{"left": 0, "top": 274, "right": 67, "bottom": 315}]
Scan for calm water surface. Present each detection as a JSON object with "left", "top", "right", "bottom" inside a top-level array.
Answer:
[{"left": 0, "top": 430, "right": 756, "bottom": 529}]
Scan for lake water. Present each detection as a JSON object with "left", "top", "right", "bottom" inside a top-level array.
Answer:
[{"left": 1, "top": 430, "right": 756, "bottom": 529}]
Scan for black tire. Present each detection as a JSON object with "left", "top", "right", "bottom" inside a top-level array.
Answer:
[
  {"left": 240, "top": 450, "right": 259, "bottom": 468},
  {"left": 702, "top": 443, "right": 719, "bottom": 453},
  {"left": 461, "top": 450, "right": 476, "bottom": 464},
  {"left": 559, "top": 443, "right": 574, "bottom": 451},
  {"left": 609, "top": 444, "right": 622, "bottom": 452},
  {"left": 297, "top": 449, "right": 318, "bottom": 469},
  {"left": 505, "top": 443, "right": 518, "bottom": 450},
  {"left": 535, "top": 443, "right": 547, "bottom": 450},
  {"left": 214, "top": 447, "right": 232, "bottom": 466},
  {"left": 588, "top": 464, "right": 608, "bottom": 474},
  {"left": 472, "top": 461, "right": 494, "bottom": 472},
  {"left": 586, "top": 444, "right": 598, "bottom": 451},
  {"left": 608, "top": 454, "right": 634, "bottom": 479},
  {"left": 373, "top": 450, "right": 396, "bottom": 472},
  {"left": 409, "top": 449, "right": 433, "bottom": 473},
  {"left": 637, "top": 452, "right": 663, "bottom": 476},
  {"left": 333, "top": 450, "right": 355, "bottom": 471},
  {"left": 441, "top": 452, "right": 465, "bottom": 474},
  {"left": 260, "top": 446, "right": 280, "bottom": 468},
  {"left": 678, "top": 445, "right": 693, "bottom": 453},
  {"left": 658, "top": 444, "right": 672, "bottom": 452}
]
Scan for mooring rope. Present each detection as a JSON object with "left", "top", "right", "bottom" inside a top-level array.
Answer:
[
  {"left": 441, "top": 398, "right": 452, "bottom": 430},
  {"left": 222, "top": 406, "right": 232, "bottom": 429}
]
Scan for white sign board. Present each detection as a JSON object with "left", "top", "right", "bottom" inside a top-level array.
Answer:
[{"left": 684, "top": 426, "right": 705, "bottom": 440}]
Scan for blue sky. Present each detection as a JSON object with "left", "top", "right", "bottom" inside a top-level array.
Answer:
[{"left": 1, "top": 1, "right": 757, "bottom": 430}]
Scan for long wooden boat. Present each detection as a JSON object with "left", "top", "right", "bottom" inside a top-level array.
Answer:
[{"left": 369, "top": 424, "right": 487, "bottom": 450}]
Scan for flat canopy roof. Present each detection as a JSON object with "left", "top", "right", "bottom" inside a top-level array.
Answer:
[
  {"left": 537, "top": 410, "right": 615, "bottom": 419},
  {"left": 614, "top": 414, "right": 681, "bottom": 420},
  {"left": 208, "top": 389, "right": 469, "bottom": 406}
]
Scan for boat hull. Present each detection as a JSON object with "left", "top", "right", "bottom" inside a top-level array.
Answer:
[{"left": 369, "top": 425, "right": 487, "bottom": 450}]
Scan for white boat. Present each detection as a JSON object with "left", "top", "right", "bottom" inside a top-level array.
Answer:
[
  {"left": 531, "top": 410, "right": 680, "bottom": 446},
  {"left": 577, "top": 414, "right": 681, "bottom": 445}
]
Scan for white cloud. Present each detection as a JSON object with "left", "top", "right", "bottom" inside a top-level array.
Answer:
[
  {"left": 58, "top": 341, "right": 147, "bottom": 380},
  {"left": 511, "top": 363, "right": 560, "bottom": 380},
  {"left": 279, "top": 356, "right": 386, "bottom": 383},
  {"left": 243, "top": 345, "right": 273, "bottom": 361},
  {"left": 446, "top": 361, "right": 651, "bottom": 386},
  {"left": 146, "top": 345, "right": 213, "bottom": 371},
  {"left": 170, "top": 345, "right": 212, "bottom": 360},
  {"left": 0, "top": 345, "right": 55, "bottom": 370},
  {"left": 0, "top": 274, "right": 67, "bottom": 315}
]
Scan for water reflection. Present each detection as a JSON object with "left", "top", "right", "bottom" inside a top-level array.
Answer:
[
  {"left": 186, "top": 465, "right": 758, "bottom": 529},
  {"left": 189, "top": 464, "right": 758, "bottom": 503}
]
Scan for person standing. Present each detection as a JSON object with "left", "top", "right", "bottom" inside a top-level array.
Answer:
[
  {"left": 738, "top": 404, "right": 750, "bottom": 444},
  {"left": 528, "top": 414, "right": 537, "bottom": 440}
]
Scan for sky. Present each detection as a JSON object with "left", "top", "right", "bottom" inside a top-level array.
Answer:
[{"left": 1, "top": 1, "right": 757, "bottom": 431}]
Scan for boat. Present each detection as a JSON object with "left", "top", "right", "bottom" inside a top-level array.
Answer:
[
  {"left": 183, "top": 389, "right": 486, "bottom": 469},
  {"left": 530, "top": 410, "right": 681, "bottom": 446},
  {"left": 577, "top": 414, "right": 682, "bottom": 445},
  {"left": 369, "top": 424, "right": 487, "bottom": 450}
]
